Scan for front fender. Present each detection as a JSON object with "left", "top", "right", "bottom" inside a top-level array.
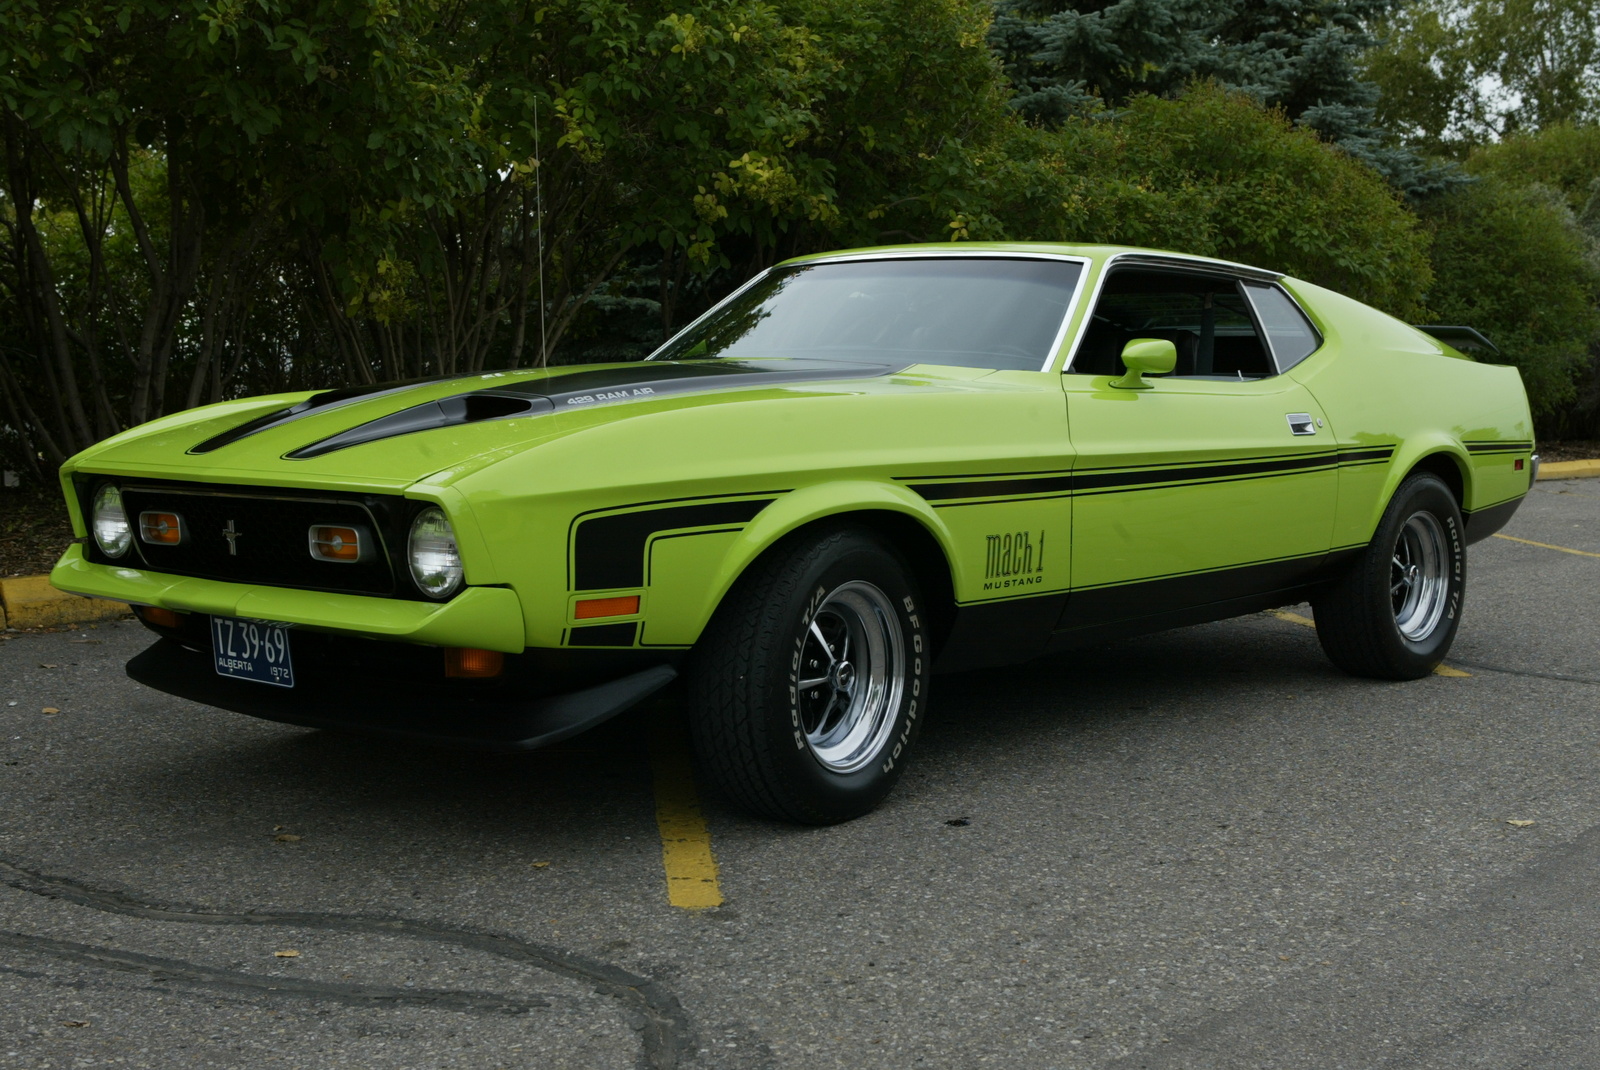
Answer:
[{"left": 646, "top": 481, "right": 957, "bottom": 649}]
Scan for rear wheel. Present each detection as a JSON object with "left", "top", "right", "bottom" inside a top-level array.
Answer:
[
  {"left": 1312, "top": 472, "right": 1465, "bottom": 679},
  {"left": 686, "top": 527, "right": 928, "bottom": 824}
]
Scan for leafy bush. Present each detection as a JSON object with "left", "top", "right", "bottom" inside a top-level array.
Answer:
[
  {"left": 976, "top": 85, "right": 1434, "bottom": 316},
  {"left": 1420, "top": 176, "right": 1600, "bottom": 421}
]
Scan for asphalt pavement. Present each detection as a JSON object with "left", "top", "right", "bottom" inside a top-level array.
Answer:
[{"left": 2, "top": 478, "right": 1597, "bottom": 1069}]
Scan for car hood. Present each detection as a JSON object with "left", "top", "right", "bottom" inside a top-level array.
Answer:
[{"left": 65, "top": 358, "right": 989, "bottom": 492}]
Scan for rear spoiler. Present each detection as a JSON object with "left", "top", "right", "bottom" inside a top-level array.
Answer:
[{"left": 1412, "top": 324, "right": 1502, "bottom": 357}]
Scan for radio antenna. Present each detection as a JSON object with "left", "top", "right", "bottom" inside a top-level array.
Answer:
[{"left": 534, "top": 92, "right": 548, "bottom": 368}]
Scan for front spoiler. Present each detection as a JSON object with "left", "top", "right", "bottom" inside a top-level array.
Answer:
[{"left": 127, "top": 638, "right": 677, "bottom": 750}]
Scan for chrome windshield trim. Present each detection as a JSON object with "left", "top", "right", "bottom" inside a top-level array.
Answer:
[{"left": 644, "top": 268, "right": 775, "bottom": 361}]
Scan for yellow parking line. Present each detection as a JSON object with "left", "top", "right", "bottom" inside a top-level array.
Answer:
[
  {"left": 650, "top": 721, "right": 724, "bottom": 910},
  {"left": 1271, "top": 610, "right": 1317, "bottom": 629},
  {"left": 1268, "top": 608, "right": 1469, "bottom": 676},
  {"left": 1492, "top": 533, "right": 1600, "bottom": 559}
]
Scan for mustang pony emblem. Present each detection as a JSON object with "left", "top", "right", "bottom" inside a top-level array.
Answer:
[{"left": 222, "top": 520, "right": 241, "bottom": 555}]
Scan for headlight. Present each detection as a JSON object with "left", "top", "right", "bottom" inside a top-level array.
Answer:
[
  {"left": 92, "top": 484, "right": 132, "bottom": 558},
  {"left": 407, "top": 506, "right": 463, "bottom": 599}
]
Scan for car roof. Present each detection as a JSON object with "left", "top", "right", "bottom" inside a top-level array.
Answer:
[{"left": 779, "top": 242, "right": 1283, "bottom": 282}]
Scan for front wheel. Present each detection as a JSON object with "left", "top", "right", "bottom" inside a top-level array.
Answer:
[
  {"left": 1312, "top": 472, "right": 1465, "bottom": 679},
  {"left": 686, "top": 527, "right": 929, "bottom": 824}
]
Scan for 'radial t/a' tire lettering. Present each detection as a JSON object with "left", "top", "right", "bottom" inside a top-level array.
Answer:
[
  {"left": 686, "top": 526, "right": 928, "bottom": 824},
  {"left": 1312, "top": 471, "right": 1465, "bottom": 680}
]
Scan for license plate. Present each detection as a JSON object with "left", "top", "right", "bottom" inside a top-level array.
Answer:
[{"left": 211, "top": 616, "right": 295, "bottom": 688}]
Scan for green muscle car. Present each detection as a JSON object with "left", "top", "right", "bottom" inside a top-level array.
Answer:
[{"left": 51, "top": 244, "right": 1536, "bottom": 823}]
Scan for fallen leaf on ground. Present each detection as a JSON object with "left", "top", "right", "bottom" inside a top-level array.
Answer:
[
  {"left": 41, "top": 707, "right": 59, "bottom": 714},
  {"left": 274, "top": 833, "right": 302, "bottom": 843},
  {"left": 1507, "top": 819, "right": 1537, "bottom": 827},
  {"left": 61, "top": 1021, "right": 88, "bottom": 1027},
  {"left": 67, "top": 639, "right": 100, "bottom": 644},
  {"left": 531, "top": 861, "right": 550, "bottom": 868},
  {"left": 274, "top": 950, "right": 300, "bottom": 958},
  {"left": 38, "top": 663, "right": 56, "bottom": 668}
]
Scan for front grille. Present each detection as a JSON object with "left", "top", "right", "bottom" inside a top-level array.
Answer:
[{"left": 103, "top": 482, "right": 403, "bottom": 596}]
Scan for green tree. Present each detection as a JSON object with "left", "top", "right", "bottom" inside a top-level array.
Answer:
[
  {"left": 1420, "top": 175, "right": 1600, "bottom": 422},
  {"left": 1365, "top": 0, "right": 1600, "bottom": 151},
  {"left": 975, "top": 85, "right": 1435, "bottom": 313},
  {"left": 989, "top": 0, "right": 1458, "bottom": 195},
  {"left": 1456, "top": 124, "right": 1600, "bottom": 435}
]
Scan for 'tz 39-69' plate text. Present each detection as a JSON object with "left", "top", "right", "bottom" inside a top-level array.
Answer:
[{"left": 211, "top": 616, "right": 294, "bottom": 688}]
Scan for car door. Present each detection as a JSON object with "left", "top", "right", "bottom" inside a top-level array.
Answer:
[{"left": 1056, "top": 264, "right": 1338, "bottom": 638}]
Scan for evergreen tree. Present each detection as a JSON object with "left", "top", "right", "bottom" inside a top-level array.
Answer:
[{"left": 989, "top": 0, "right": 1461, "bottom": 196}]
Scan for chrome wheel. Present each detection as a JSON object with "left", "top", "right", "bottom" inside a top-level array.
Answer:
[
  {"left": 793, "top": 580, "right": 906, "bottom": 773},
  {"left": 1391, "top": 511, "right": 1449, "bottom": 641}
]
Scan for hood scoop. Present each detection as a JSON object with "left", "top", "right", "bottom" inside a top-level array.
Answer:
[{"left": 285, "top": 391, "right": 553, "bottom": 459}]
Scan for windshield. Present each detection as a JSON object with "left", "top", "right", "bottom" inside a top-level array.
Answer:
[{"left": 650, "top": 257, "right": 1084, "bottom": 371}]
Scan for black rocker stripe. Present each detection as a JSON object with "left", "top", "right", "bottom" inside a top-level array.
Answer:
[
  {"left": 1055, "top": 547, "right": 1360, "bottom": 632},
  {"left": 571, "top": 497, "right": 777, "bottom": 591}
]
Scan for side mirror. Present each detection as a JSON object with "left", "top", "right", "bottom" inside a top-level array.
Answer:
[{"left": 1109, "top": 338, "right": 1177, "bottom": 390}]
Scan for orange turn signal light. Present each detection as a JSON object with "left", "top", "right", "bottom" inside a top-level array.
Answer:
[
  {"left": 444, "top": 647, "right": 504, "bottom": 678},
  {"left": 309, "top": 525, "right": 362, "bottom": 562},
  {"left": 139, "top": 511, "right": 183, "bottom": 545},
  {"left": 136, "top": 605, "right": 185, "bottom": 629},
  {"left": 574, "top": 595, "right": 640, "bottom": 620}
]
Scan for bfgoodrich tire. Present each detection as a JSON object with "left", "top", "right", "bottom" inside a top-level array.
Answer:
[
  {"left": 686, "top": 526, "right": 929, "bottom": 824},
  {"left": 1312, "top": 472, "right": 1465, "bottom": 680}
]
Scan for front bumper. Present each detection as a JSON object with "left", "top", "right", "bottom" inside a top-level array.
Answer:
[
  {"left": 126, "top": 630, "right": 678, "bottom": 750},
  {"left": 50, "top": 544, "right": 526, "bottom": 653}
]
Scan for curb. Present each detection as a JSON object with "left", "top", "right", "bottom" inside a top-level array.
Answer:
[
  {"left": 0, "top": 575, "right": 130, "bottom": 631},
  {"left": 1538, "top": 459, "right": 1600, "bottom": 480}
]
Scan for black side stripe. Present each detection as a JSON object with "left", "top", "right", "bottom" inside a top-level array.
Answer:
[
  {"left": 1464, "top": 442, "right": 1534, "bottom": 455},
  {"left": 904, "top": 446, "right": 1396, "bottom": 503},
  {"left": 1464, "top": 439, "right": 1534, "bottom": 451},
  {"left": 572, "top": 498, "right": 776, "bottom": 590}
]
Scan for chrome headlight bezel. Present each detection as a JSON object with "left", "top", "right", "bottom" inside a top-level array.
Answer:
[{"left": 407, "top": 506, "right": 464, "bottom": 600}]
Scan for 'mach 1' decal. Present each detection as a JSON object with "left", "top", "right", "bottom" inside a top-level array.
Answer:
[{"left": 984, "top": 529, "right": 1046, "bottom": 590}]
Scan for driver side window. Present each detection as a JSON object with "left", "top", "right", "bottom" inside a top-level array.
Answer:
[{"left": 1068, "top": 268, "right": 1275, "bottom": 379}]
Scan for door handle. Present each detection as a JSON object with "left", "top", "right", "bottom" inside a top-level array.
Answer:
[{"left": 1286, "top": 413, "right": 1317, "bottom": 435}]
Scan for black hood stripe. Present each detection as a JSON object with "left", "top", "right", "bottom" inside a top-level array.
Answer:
[
  {"left": 187, "top": 374, "right": 479, "bottom": 455},
  {"left": 284, "top": 360, "right": 904, "bottom": 460}
]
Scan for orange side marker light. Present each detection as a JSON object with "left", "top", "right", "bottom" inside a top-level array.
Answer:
[{"left": 574, "top": 595, "right": 641, "bottom": 620}]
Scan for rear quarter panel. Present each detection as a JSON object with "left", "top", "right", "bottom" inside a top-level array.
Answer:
[{"left": 1282, "top": 279, "right": 1534, "bottom": 546}]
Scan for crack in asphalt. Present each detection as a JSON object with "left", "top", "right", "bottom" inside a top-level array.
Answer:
[
  {"left": 0, "top": 856, "right": 692, "bottom": 1069},
  {"left": 0, "top": 931, "right": 548, "bottom": 1014},
  {"left": 1447, "top": 659, "right": 1600, "bottom": 686}
]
